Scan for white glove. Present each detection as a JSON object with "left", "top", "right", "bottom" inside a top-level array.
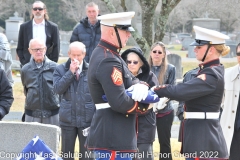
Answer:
[
  {"left": 127, "top": 83, "right": 148, "bottom": 102},
  {"left": 82, "top": 127, "right": 90, "bottom": 137},
  {"left": 157, "top": 97, "right": 169, "bottom": 110},
  {"left": 153, "top": 103, "right": 158, "bottom": 112},
  {"left": 150, "top": 86, "right": 156, "bottom": 92}
]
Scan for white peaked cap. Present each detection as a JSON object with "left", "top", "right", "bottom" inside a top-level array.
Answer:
[
  {"left": 192, "top": 26, "right": 229, "bottom": 45},
  {"left": 97, "top": 12, "right": 135, "bottom": 31}
]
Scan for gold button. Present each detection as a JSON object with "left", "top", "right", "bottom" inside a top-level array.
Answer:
[
  {"left": 228, "top": 126, "right": 231, "bottom": 129},
  {"left": 138, "top": 107, "right": 140, "bottom": 110},
  {"left": 126, "top": 114, "right": 128, "bottom": 117},
  {"left": 143, "top": 108, "right": 145, "bottom": 111}
]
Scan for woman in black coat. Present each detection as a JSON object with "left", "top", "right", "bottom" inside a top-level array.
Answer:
[{"left": 121, "top": 47, "right": 158, "bottom": 160}]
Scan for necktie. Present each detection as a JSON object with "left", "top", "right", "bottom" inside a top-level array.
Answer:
[{"left": 76, "top": 72, "right": 80, "bottom": 80}]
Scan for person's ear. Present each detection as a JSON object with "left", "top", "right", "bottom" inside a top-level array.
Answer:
[{"left": 28, "top": 48, "right": 32, "bottom": 55}]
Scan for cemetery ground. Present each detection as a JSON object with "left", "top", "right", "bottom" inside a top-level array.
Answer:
[{"left": 9, "top": 47, "right": 237, "bottom": 160}]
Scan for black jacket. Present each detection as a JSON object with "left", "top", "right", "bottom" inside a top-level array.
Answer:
[
  {"left": 151, "top": 64, "right": 176, "bottom": 113},
  {"left": 21, "top": 56, "right": 59, "bottom": 112},
  {"left": 177, "top": 67, "right": 199, "bottom": 142},
  {"left": 70, "top": 17, "right": 101, "bottom": 63},
  {"left": 0, "top": 69, "right": 13, "bottom": 120},
  {"left": 177, "top": 67, "right": 200, "bottom": 120},
  {"left": 154, "top": 59, "right": 228, "bottom": 158},
  {"left": 86, "top": 39, "right": 149, "bottom": 151},
  {"left": 121, "top": 47, "right": 158, "bottom": 144},
  {"left": 53, "top": 59, "right": 95, "bottom": 128},
  {"left": 16, "top": 20, "right": 60, "bottom": 66}
]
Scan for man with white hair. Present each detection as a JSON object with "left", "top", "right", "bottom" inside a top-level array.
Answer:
[
  {"left": 53, "top": 41, "right": 95, "bottom": 160},
  {"left": 86, "top": 12, "right": 150, "bottom": 160},
  {"left": 21, "top": 38, "right": 59, "bottom": 125}
]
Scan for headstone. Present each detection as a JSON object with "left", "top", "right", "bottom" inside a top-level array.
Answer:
[
  {"left": 182, "top": 38, "right": 194, "bottom": 50},
  {"left": 2, "top": 111, "right": 23, "bottom": 121},
  {"left": 187, "top": 45, "right": 195, "bottom": 58},
  {"left": 11, "top": 60, "right": 21, "bottom": 71},
  {"left": 5, "top": 12, "right": 24, "bottom": 42},
  {"left": 167, "top": 54, "right": 182, "bottom": 79},
  {"left": 222, "top": 40, "right": 237, "bottom": 58},
  {"left": 60, "top": 31, "right": 72, "bottom": 57},
  {"left": 0, "top": 122, "right": 61, "bottom": 160},
  {"left": 192, "top": 18, "right": 220, "bottom": 31}
]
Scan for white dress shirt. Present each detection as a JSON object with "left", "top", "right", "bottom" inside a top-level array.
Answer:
[{"left": 32, "top": 19, "right": 46, "bottom": 45}]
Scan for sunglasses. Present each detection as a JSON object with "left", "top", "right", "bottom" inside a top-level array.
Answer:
[
  {"left": 31, "top": 48, "right": 45, "bottom": 52},
  {"left": 33, "top": 7, "right": 44, "bottom": 11},
  {"left": 152, "top": 50, "right": 163, "bottom": 54},
  {"left": 126, "top": 60, "right": 138, "bottom": 65},
  {"left": 237, "top": 52, "right": 240, "bottom": 56}
]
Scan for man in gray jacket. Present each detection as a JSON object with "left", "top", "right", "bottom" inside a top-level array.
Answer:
[
  {"left": 53, "top": 41, "right": 95, "bottom": 160},
  {"left": 21, "top": 38, "right": 59, "bottom": 125},
  {"left": 0, "top": 33, "right": 14, "bottom": 86}
]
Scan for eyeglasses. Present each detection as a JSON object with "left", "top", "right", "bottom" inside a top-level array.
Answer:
[
  {"left": 236, "top": 52, "right": 240, "bottom": 56},
  {"left": 152, "top": 50, "right": 163, "bottom": 54},
  {"left": 31, "top": 48, "right": 45, "bottom": 52},
  {"left": 32, "top": 7, "right": 44, "bottom": 11},
  {"left": 126, "top": 60, "right": 138, "bottom": 65}
]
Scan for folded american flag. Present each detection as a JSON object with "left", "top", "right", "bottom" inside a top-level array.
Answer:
[{"left": 16, "top": 136, "right": 62, "bottom": 160}]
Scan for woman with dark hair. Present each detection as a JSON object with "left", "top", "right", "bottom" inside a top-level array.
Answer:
[
  {"left": 148, "top": 42, "right": 176, "bottom": 160},
  {"left": 121, "top": 47, "right": 158, "bottom": 160}
]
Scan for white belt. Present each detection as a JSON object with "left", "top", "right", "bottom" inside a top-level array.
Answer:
[
  {"left": 96, "top": 103, "right": 111, "bottom": 110},
  {"left": 184, "top": 112, "right": 220, "bottom": 119}
]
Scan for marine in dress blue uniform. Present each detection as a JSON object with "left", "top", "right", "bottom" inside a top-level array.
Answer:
[
  {"left": 86, "top": 12, "right": 150, "bottom": 160},
  {"left": 153, "top": 26, "right": 230, "bottom": 160}
]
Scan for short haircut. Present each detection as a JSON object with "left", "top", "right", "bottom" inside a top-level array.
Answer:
[
  {"left": 29, "top": 38, "right": 46, "bottom": 48},
  {"left": 69, "top": 41, "right": 86, "bottom": 53},
  {"left": 85, "top": 2, "right": 99, "bottom": 10}
]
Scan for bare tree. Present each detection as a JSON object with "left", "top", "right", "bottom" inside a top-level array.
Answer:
[
  {"left": 102, "top": 0, "right": 181, "bottom": 55},
  {"left": 154, "top": 0, "right": 181, "bottom": 42}
]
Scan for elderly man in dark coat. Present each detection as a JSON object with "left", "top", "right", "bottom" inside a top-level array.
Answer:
[{"left": 21, "top": 38, "right": 59, "bottom": 125}]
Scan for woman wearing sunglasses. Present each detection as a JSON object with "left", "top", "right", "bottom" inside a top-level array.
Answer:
[
  {"left": 148, "top": 42, "right": 176, "bottom": 160},
  {"left": 121, "top": 47, "right": 158, "bottom": 160}
]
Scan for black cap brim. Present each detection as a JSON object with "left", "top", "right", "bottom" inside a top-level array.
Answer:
[
  {"left": 190, "top": 39, "right": 210, "bottom": 46},
  {"left": 116, "top": 25, "right": 135, "bottom": 32}
]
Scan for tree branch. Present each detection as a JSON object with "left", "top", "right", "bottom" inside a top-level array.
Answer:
[
  {"left": 120, "top": 0, "right": 127, "bottom": 12},
  {"left": 101, "top": 0, "right": 117, "bottom": 12}
]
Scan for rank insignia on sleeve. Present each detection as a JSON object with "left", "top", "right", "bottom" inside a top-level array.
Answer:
[
  {"left": 197, "top": 74, "right": 206, "bottom": 81},
  {"left": 111, "top": 67, "right": 123, "bottom": 86}
]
